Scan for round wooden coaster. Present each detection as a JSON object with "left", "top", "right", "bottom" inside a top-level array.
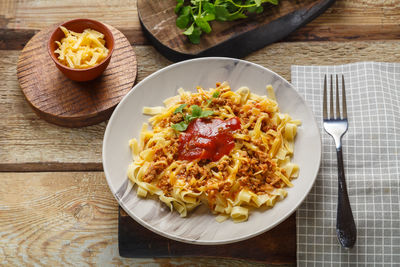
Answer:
[{"left": 17, "top": 23, "right": 137, "bottom": 127}]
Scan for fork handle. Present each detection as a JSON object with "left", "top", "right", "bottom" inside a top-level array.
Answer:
[{"left": 336, "top": 147, "right": 357, "bottom": 248}]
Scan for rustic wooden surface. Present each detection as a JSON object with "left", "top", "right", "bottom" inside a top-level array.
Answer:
[
  {"left": 138, "top": 0, "right": 335, "bottom": 60},
  {"left": 0, "top": 172, "right": 288, "bottom": 266},
  {"left": 1, "top": 0, "right": 400, "bottom": 265},
  {"left": 1, "top": 0, "right": 399, "bottom": 50},
  {"left": 18, "top": 24, "right": 137, "bottom": 127}
]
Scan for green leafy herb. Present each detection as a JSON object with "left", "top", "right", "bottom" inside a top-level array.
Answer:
[
  {"left": 200, "top": 110, "right": 214, "bottom": 117},
  {"left": 171, "top": 121, "right": 189, "bottom": 131},
  {"left": 188, "top": 26, "right": 202, "bottom": 44},
  {"left": 212, "top": 91, "right": 220, "bottom": 98},
  {"left": 172, "top": 104, "right": 214, "bottom": 131},
  {"left": 174, "top": 104, "right": 187, "bottom": 114},
  {"left": 174, "top": 0, "right": 184, "bottom": 13},
  {"left": 175, "top": 0, "right": 279, "bottom": 44},
  {"left": 195, "top": 17, "right": 212, "bottom": 33},
  {"left": 206, "top": 90, "right": 221, "bottom": 105},
  {"left": 191, "top": 105, "right": 202, "bottom": 117}
]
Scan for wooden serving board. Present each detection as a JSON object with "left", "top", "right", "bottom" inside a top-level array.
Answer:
[
  {"left": 138, "top": 0, "right": 335, "bottom": 61},
  {"left": 118, "top": 208, "right": 296, "bottom": 262},
  {"left": 17, "top": 23, "right": 137, "bottom": 128}
]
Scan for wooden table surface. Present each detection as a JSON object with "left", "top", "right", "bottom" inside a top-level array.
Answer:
[{"left": 1, "top": 0, "right": 399, "bottom": 265}]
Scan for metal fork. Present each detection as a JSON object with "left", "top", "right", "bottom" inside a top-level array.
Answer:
[{"left": 323, "top": 74, "right": 357, "bottom": 248}]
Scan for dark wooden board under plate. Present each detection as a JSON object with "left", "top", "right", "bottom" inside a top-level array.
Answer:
[
  {"left": 138, "top": 0, "right": 336, "bottom": 61},
  {"left": 119, "top": 208, "right": 296, "bottom": 263}
]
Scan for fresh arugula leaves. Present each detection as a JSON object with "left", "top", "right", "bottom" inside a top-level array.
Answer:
[
  {"left": 175, "top": 0, "right": 279, "bottom": 44},
  {"left": 171, "top": 104, "right": 214, "bottom": 131}
]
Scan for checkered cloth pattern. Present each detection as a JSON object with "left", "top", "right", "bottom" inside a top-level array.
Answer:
[{"left": 292, "top": 62, "right": 400, "bottom": 266}]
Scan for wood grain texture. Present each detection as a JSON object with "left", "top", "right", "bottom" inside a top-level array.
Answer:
[
  {"left": 17, "top": 24, "right": 137, "bottom": 127},
  {"left": 138, "top": 0, "right": 335, "bottom": 60},
  {"left": 2, "top": 41, "right": 400, "bottom": 170},
  {"left": 0, "top": 46, "right": 170, "bottom": 171},
  {"left": 0, "top": 0, "right": 146, "bottom": 48},
  {"left": 0, "top": 171, "right": 293, "bottom": 266},
  {"left": 1, "top": 0, "right": 400, "bottom": 50},
  {"left": 119, "top": 208, "right": 295, "bottom": 263},
  {"left": 2, "top": 1, "right": 399, "bottom": 265},
  {"left": 285, "top": 0, "right": 400, "bottom": 41}
]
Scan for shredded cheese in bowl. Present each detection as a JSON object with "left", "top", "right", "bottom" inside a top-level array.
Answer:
[{"left": 54, "top": 26, "right": 109, "bottom": 69}]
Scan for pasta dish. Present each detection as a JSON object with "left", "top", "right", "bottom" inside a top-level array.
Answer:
[{"left": 127, "top": 82, "right": 300, "bottom": 222}]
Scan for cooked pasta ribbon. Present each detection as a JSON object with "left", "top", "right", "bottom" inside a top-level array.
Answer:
[{"left": 127, "top": 82, "right": 300, "bottom": 222}]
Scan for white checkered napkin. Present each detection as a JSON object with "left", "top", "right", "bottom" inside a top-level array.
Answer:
[{"left": 291, "top": 62, "right": 400, "bottom": 266}]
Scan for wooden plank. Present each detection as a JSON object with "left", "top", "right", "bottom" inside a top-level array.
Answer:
[
  {"left": 1, "top": 0, "right": 400, "bottom": 50},
  {"left": 1, "top": 41, "right": 400, "bottom": 170},
  {"left": 285, "top": 0, "right": 400, "bottom": 41},
  {"left": 0, "top": 171, "right": 293, "bottom": 266},
  {"left": 0, "top": 0, "right": 146, "bottom": 48},
  {"left": 0, "top": 46, "right": 170, "bottom": 171},
  {"left": 0, "top": 29, "right": 39, "bottom": 50},
  {"left": 0, "top": 163, "right": 103, "bottom": 172},
  {"left": 285, "top": 25, "right": 400, "bottom": 42}
]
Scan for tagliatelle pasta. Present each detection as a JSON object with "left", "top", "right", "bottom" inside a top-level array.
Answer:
[{"left": 127, "top": 82, "right": 300, "bottom": 223}]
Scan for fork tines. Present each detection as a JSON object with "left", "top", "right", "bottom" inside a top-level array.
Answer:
[{"left": 323, "top": 74, "right": 347, "bottom": 120}]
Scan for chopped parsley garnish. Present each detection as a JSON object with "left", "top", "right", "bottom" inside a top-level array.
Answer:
[
  {"left": 207, "top": 90, "right": 220, "bottom": 105},
  {"left": 212, "top": 91, "right": 221, "bottom": 98},
  {"left": 171, "top": 104, "right": 214, "bottom": 131},
  {"left": 174, "top": 103, "right": 187, "bottom": 114}
]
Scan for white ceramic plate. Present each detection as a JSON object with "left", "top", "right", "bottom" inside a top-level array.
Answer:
[{"left": 103, "top": 57, "right": 321, "bottom": 245}]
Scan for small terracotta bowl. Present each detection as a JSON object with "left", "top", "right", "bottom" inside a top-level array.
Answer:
[{"left": 48, "top": 18, "right": 114, "bottom": 82}]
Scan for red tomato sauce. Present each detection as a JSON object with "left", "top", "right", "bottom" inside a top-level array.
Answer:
[{"left": 178, "top": 117, "right": 241, "bottom": 162}]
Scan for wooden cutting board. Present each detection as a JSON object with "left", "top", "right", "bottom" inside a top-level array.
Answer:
[
  {"left": 118, "top": 208, "right": 296, "bottom": 262},
  {"left": 17, "top": 23, "right": 137, "bottom": 127},
  {"left": 138, "top": 0, "right": 335, "bottom": 61}
]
